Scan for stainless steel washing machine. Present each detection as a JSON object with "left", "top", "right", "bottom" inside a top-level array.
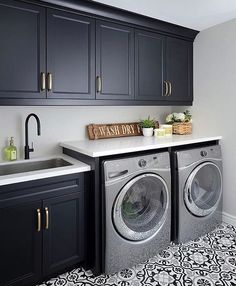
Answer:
[
  {"left": 173, "top": 144, "right": 223, "bottom": 244},
  {"left": 103, "top": 152, "right": 171, "bottom": 274}
]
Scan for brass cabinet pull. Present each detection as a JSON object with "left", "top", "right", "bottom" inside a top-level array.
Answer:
[
  {"left": 163, "top": 81, "right": 169, "bottom": 96},
  {"left": 40, "top": 72, "right": 46, "bottom": 91},
  {"left": 37, "top": 209, "right": 41, "bottom": 232},
  {"left": 45, "top": 207, "right": 49, "bottom": 230},
  {"left": 47, "top": 73, "right": 52, "bottom": 91},
  {"left": 168, "top": 81, "right": 172, "bottom": 96},
  {"left": 96, "top": 76, "right": 102, "bottom": 93}
]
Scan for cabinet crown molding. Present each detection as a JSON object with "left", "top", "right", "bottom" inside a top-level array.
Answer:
[{"left": 35, "top": 0, "right": 199, "bottom": 40}]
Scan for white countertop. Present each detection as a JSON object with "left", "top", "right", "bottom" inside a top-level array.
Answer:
[
  {"left": 60, "top": 134, "right": 222, "bottom": 157},
  {"left": 0, "top": 154, "right": 91, "bottom": 186}
]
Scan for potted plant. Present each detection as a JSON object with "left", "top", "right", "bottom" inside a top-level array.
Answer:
[{"left": 140, "top": 116, "right": 156, "bottom": 137}]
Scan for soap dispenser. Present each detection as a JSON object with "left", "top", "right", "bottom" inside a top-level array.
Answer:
[{"left": 4, "top": 137, "right": 17, "bottom": 161}]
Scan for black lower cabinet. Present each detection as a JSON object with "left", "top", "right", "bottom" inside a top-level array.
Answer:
[
  {"left": 0, "top": 200, "right": 42, "bottom": 286},
  {"left": 43, "top": 192, "right": 84, "bottom": 276},
  {"left": 0, "top": 173, "right": 86, "bottom": 286}
]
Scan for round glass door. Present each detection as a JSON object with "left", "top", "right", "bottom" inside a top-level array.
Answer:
[
  {"left": 113, "top": 173, "right": 169, "bottom": 241},
  {"left": 184, "top": 162, "right": 222, "bottom": 217}
]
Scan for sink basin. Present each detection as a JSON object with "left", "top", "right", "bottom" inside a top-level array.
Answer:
[{"left": 0, "top": 158, "right": 72, "bottom": 176}]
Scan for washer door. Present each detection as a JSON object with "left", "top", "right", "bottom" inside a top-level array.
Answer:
[
  {"left": 113, "top": 173, "right": 169, "bottom": 241},
  {"left": 184, "top": 162, "right": 222, "bottom": 217}
]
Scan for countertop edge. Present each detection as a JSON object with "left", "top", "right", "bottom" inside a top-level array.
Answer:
[
  {"left": 0, "top": 154, "right": 91, "bottom": 187},
  {"left": 60, "top": 136, "right": 222, "bottom": 157}
]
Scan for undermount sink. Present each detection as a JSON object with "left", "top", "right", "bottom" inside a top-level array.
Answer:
[{"left": 0, "top": 158, "right": 72, "bottom": 176}]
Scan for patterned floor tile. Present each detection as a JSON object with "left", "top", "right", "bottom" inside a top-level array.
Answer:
[{"left": 38, "top": 223, "right": 236, "bottom": 286}]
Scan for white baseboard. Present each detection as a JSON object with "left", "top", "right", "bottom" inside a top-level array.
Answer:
[{"left": 222, "top": 212, "right": 236, "bottom": 227}]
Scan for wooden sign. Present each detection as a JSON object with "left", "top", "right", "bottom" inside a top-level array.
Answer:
[{"left": 87, "top": 122, "right": 142, "bottom": 140}]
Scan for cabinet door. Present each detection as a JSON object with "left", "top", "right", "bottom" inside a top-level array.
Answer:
[
  {"left": 0, "top": 0, "right": 46, "bottom": 99},
  {"left": 96, "top": 21, "right": 134, "bottom": 100},
  {"left": 0, "top": 200, "right": 42, "bottom": 286},
  {"left": 135, "top": 30, "right": 165, "bottom": 101},
  {"left": 165, "top": 37, "right": 193, "bottom": 102},
  {"left": 47, "top": 10, "right": 95, "bottom": 99},
  {"left": 43, "top": 192, "right": 84, "bottom": 276}
]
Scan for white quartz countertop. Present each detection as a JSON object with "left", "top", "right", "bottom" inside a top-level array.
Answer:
[
  {"left": 60, "top": 134, "right": 222, "bottom": 158},
  {"left": 0, "top": 154, "right": 91, "bottom": 186}
]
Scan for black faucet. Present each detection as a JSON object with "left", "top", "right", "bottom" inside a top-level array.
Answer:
[{"left": 24, "top": 113, "right": 41, "bottom": 159}]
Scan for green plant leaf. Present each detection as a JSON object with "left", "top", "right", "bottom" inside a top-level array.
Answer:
[{"left": 139, "top": 115, "right": 156, "bottom": 128}]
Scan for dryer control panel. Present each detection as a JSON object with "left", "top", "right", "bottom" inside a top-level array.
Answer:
[{"left": 177, "top": 145, "right": 222, "bottom": 168}]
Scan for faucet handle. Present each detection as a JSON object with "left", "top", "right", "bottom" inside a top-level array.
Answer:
[{"left": 30, "top": 142, "right": 34, "bottom": 152}]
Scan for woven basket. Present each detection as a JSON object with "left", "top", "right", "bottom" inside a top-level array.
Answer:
[{"left": 172, "top": 122, "right": 192, "bottom": 135}]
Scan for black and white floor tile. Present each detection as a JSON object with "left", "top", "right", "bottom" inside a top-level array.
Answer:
[{"left": 39, "top": 223, "right": 236, "bottom": 286}]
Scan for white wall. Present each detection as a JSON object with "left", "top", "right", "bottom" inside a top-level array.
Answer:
[
  {"left": 177, "top": 18, "right": 236, "bottom": 218},
  {"left": 94, "top": 0, "right": 236, "bottom": 31},
  {"left": 0, "top": 106, "right": 171, "bottom": 161}
]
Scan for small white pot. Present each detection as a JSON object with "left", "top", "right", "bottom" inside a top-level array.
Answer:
[{"left": 142, "top": 127, "right": 154, "bottom": 137}]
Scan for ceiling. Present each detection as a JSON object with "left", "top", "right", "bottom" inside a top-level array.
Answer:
[{"left": 93, "top": 0, "right": 236, "bottom": 31}]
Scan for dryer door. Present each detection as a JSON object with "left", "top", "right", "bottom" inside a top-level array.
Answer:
[
  {"left": 113, "top": 173, "right": 169, "bottom": 241},
  {"left": 184, "top": 162, "right": 222, "bottom": 217}
]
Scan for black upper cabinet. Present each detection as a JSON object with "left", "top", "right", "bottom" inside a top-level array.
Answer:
[
  {"left": 135, "top": 31, "right": 193, "bottom": 103},
  {"left": 135, "top": 30, "right": 165, "bottom": 101},
  {"left": 96, "top": 21, "right": 134, "bottom": 100},
  {"left": 0, "top": 0, "right": 197, "bottom": 105},
  {"left": 0, "top": 0, "right": 46, "bottom": 99},
  {"left": 165, "top": 37, "right": 193, "bottom": 101},
  {"left": 43, "top": 192, "right": 84, "bottom": 276},
  {"left": 0, "top": 200, "right": 42, "bottom": 286},
  {"left": 47, "top": 10, "right": 95, "bottom": 99}
]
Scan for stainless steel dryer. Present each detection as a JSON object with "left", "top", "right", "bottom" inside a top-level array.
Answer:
[
  {"left": 103, "top": 152, "right": 171, "bottom": 274},
  {"left": 173, "top": 144, "right": 223, "bottom": 244}
]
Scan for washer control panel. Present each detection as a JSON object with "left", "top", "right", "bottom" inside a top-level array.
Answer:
[
  {"left": 104, "top": 152, "right": 170, "bottom": 182},
  {"left": 137, "top": 153, "right": 168, "bottom": 169}
]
